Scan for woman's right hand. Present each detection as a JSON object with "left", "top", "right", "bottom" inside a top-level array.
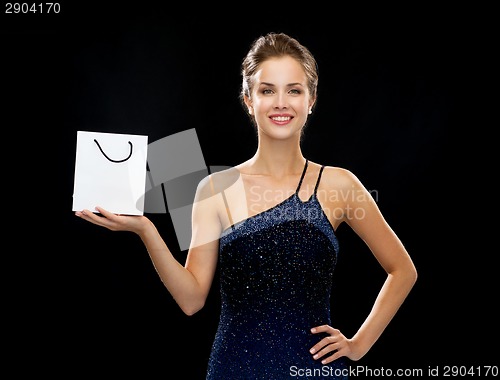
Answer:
[{"left": 75, "top": 206, "right": 150, "bottom": 235}]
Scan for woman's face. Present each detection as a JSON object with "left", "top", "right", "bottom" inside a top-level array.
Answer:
[{"left": 247, "top": 56, "right": 314, "bottom": 140}]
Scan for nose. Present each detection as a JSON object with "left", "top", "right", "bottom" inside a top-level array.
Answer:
[{"left": 274, "top": 91, "right": 288, "bottom": 110}]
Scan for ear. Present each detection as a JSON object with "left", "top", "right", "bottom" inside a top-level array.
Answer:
[
  {"left": 244, "top": 95, "right": 253, "bottom": 115},
  {"left": 308, "top": 98, "right": 316, "bottom": 114}
]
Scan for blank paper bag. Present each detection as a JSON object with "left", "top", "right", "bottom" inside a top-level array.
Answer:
[{"left": 72, "top": 131, "right": 148, "bottom": 215}]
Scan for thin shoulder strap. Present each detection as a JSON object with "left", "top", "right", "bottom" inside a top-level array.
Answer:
[
  {"left": 314, "top": 165, "right": 325, "bottom": 195},
  {"left": 295, "top": 159, "right": 309, "bottom": 193},
  {"left": 209, "top": 171, "right": 235, "bottom": 231}
]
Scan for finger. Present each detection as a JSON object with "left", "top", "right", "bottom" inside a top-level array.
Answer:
[
  {"left": 75, "top": 209, "right": 93, "bottom": 220},
  {"left": 310, "top": 336, "right": 336, "bottom": 357},
  {"left": 309, "top": 326, "right": 339, "bottom": 354},
  {"left": 95, "top": 207, "right": 128, "bottom": 225},
  {"left": 312, "top": 338, "right": 341, "bottom": 356},
  {"left": 313, "top": 340, "right": 346, "bottom": 364},
  {"left": 319, "top": 349, "right": 343, "bottom": 365},
  {"left": 94, "top": 206, "right": 111, "bottom": 216},
  {"left": 77, "top": 209, "right": 110, "bottom": 227},
  {"left": 311, "top": 325, "right": 335, "bottom": 334}
]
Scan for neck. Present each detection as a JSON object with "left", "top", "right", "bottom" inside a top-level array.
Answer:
[{"left": 249, "top": 135, "right": 305, "bottom": 178}]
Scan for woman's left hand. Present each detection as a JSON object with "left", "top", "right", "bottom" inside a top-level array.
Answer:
[{"left": 309, "top": 325, "right": 353, "bottom": 364}]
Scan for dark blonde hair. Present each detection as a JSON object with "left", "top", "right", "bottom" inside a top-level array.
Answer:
[{"left": 240, "top": 32, "right": 319, "bottom": 112}]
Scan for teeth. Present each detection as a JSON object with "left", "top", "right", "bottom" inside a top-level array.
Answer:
[{"left": 272, "top": 116, "right": 291, "bottom": 121}]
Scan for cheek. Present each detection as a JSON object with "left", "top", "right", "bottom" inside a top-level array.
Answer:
[
  {"left": 252, "top": 98, "right": 272, "bottom": 111},
  {"left": 291, "top": 99, "right": 310, "bottom": 113}
]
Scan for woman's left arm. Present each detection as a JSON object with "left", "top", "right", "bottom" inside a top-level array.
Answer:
[
  {"left": 343, "top": 169, "right": 418, "bottom": 360},
  {"left": 311, "top": 167, "right": 417, "bottom": 363}
]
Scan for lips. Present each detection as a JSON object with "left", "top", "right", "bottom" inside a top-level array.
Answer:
[{"left": 270, "top": 115, "right": 293, "bottom": 125}]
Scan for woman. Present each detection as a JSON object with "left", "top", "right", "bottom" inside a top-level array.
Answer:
[{"left": 75, "top": 32, "right": 417, "bottom": 379}]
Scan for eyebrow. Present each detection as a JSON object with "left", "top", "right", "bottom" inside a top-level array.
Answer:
[{"left": 259, "top": 82, "right": 305, "bottom": 87}]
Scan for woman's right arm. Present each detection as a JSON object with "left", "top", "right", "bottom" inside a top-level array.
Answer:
[{"left": 75, "top": 174, "right": 221, "bottom": 316}]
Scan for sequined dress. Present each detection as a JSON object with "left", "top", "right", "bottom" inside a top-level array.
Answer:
[{"left": 206, "top": 160, "right": 348, "bottom": 379}]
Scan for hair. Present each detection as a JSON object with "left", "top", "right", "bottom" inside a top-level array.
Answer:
[{"left": 239, "top": 32, "right": 319, "bottom": 114}]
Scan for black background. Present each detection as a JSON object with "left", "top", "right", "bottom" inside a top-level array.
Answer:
[{"left": 2, "top": 2, "right": 497, "bottom": 378}]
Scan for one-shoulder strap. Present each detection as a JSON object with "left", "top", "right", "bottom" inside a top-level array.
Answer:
[
  {"left": 314, "top": 165, "right": 325, "bottom": 195},
  {"left": 209, "top": 170, "right": 235, "bottom": 232},
  {"left": 295, "top": 159, "right": 309, "bottom": 193}
]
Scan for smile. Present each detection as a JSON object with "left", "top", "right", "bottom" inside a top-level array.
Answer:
[{"left": 271, "top": 116, "right": 291, "bottom": 122}]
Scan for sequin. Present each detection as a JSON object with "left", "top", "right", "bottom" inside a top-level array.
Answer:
[{"left": 207, "top": 160, "right": 348, "bottom": 379}]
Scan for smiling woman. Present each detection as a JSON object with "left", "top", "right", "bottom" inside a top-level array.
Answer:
[{"left": 75, "top": 32, "right": 417, "bottom": 379}]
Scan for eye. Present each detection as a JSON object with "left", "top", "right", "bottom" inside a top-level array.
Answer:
[
  {"left": 262, "top": 88, "right": 274, "bottom": 95},
  {"left": 289, "top": 88, "right": 301, "bottom": 95}
]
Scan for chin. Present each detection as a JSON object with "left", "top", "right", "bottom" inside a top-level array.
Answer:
[{"left": 261, "top": 124, "right": 301, "bottom": 139}]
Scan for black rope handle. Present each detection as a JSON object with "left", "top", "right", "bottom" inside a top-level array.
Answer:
[{"left": 94, "top": 139, "right": 133, "bottom": 163}]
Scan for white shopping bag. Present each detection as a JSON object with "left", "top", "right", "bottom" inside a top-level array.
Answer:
[{"left": 72, "top": 131, "right": 148, "bottom": 215}]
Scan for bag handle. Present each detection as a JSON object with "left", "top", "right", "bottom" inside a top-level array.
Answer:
[{"left": 94, "top": 139, "right": 133, "bottom": 163}]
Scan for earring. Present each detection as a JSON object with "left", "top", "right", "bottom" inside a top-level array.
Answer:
[{"left": 308, "top": 109, "right": 312, "bottom": 114}]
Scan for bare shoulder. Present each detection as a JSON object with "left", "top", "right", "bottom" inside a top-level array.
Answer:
[
  {"left": 320, "top": 165, "right": 363, "bottom": 190},
  {"left": 195, "top": 165, "right": 241, "bottom": 201}
]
